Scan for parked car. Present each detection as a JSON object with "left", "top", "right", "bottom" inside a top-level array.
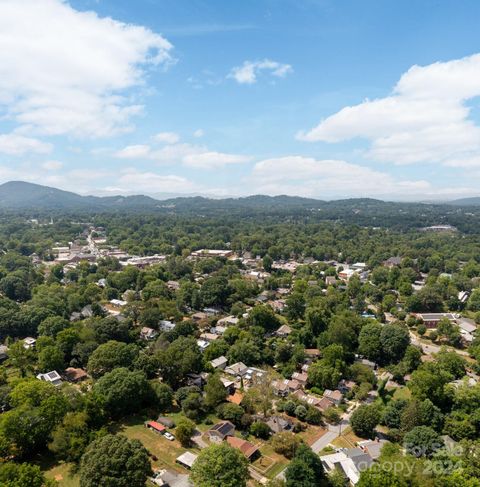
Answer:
[{"left": 164, "top": 432, "right": 175, "bottom": 441}]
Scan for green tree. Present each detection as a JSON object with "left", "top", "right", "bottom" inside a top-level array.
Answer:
[
  {"left": 79, "top": 434, "right": 152, "bottom": 487},
  {"left": 204, "top": 373, "right": 228, "bottom": 408},
  {"left": 175, "top": 417, "right": 196, "bottom": 447},
  {"left": 7, "top": 341, "right": 35, "bottom": 377},
  {"left": 49, "top": 411, "right": 91, "bottom": 463},
  {"left": 250, "top": 421, "right": 271, "bottom": 439},
  {"left": 285, "top": 444, "right": 326, "bottom": 487},
  {"left": 93, "top": 368, "right": 150, "bottom": 418},
  {"left": 350, "top": 405, "right": 380, "bottom": 439},
  {"left": 403, "top": 425, "right": 442, "bottom": 457},
  {"left": 380, "top": 323, "right": 410, "bottom": 364},
  {"left": 0, "top": 462, "right": 55, "bottom": 487},
  {"left": 157, "top": 336, "right": 202, "bottom": 388},
  {"left": 37, "top": 345, "right": 65, "bottom": 372},
  {"left": 87, "top": 341, "right": 138, "bottom": 378},
  {"left": 191, "top": 443, "right": 249, "bottom": 487},
  {"left": 358, "top": 322, "right": 382, "bottom": 363},
  {"left": 357, "top": 467, "right": 407, "bottom": 486}
]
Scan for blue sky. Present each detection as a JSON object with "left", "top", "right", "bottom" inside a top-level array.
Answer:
[{"left": 1, "top": 0, "right": 480, "bottom": 200}]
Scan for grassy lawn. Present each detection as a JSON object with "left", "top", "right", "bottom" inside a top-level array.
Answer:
[
  {"left": 36, "top": 454, "right": 79, "bottom": 487},
  {"left": 44, "top": 463, "right": 79, "bottom": 487},
  {"left": 392, "top": 386, "right": 412, "bottom": 401},
  {"left": 116, "top": 415, "right": 201, "bottom": 474},
  {"left": 256, "top": 442, "right": 289, "bottom": 480}
]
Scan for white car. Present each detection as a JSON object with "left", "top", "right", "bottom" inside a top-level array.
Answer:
[{"left": 163, "top": 432, "right": 175, "bottom": 441}]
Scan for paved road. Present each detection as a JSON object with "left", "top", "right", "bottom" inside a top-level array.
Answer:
[
  {"left": 409, "top": 331, "right": 469, "bottom": 357},
  {"left": 310, "top": 430, "right": 339, "bottom": 453}
]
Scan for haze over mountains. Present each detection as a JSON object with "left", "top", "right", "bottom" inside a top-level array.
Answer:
[{"left": 0, "top": 181, "right": 479, "bottom": 211}]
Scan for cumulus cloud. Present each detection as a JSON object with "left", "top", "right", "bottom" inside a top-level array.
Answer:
[
  {"left": 116, "top": 168, "right": 197, "bottom": 193},
  {"left": 298, "top": 53, "right": 480, "bottom": 167},
  {"left": 251, "top": 156, "right": 433, "bottom": 199},
  {"left": 193, "top": 129, "right": 205, "bottom": 138},
  {"left": 0, "top": 133, "right": 52, "bottom": 155},
  {"left": 229, "top": 59, "right": 292, "bottom": 84},
  {"left": 0, "top": 0, "right": 173, "bottom": 139},
  {"left": 114, "top": 141, "right": 251, "bottom": 169},
  {"left": 152, "top": 132, "right": 180, "bottom": 144}
]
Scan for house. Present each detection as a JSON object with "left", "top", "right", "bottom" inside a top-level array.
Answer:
[
  {"left": 140, "top": 327, "right": 158, "bottom": 340},
  {"left": 199, "top": 332, "right": 219, "bottom": 342},
  {"left": 323, "top": 389, "right": 343, "bottom": 405},
  {"left": 210, "top": 356, "right": 228, "bottom": 370},
  {"left": 272, "top": 380, "right": 289, "bottom": 397},
  {"left": 0, "top": 345, "right": 8, "bottom": 362},
  {"left": 23, "top": 337, "right": 36, "bottom": 349},
  {"left": 190, "top": 249, "right": 233, "bottom": 259},
  {"left": 316, "top": 397, "right": 337, "bottom": 412},
  {"left": 338, "top": 268, "right": 356, "bottom": 281},
  {"left": 146, "top": 420, "right": 166, "bottom": 435},
  {"left": 304, "top": 349, "right": 321, "bottom": 359},
  {"left": 220, "top": 377, "right": 236, "bottom": 395},
  {"left": 157, "top": 416, "right": 176, "bottom": 428},
  {"left": 320, "top": 449, "right": 373, "bottom": 485},
  {"left": 383, "top": 256, "right": 402, "bottom": 268},
  {"left": 325, "top": 276, "right": 337, "bottom": 286},
  {"left": 415, "top": 312, "right": 457, "bottom": 329},
  {"left": 275, "top": 324, "right": 292, "bottom": 337},
  {"left": 37, "top": 370, "right": 62, "bottom": 387},
  {"left": 266, "top": 416, "right": 293, "bottom": 434},
  {"left": 64, "top": 367, "right": 88, "bottom": 382},
  {"left": 358, "top": 439, "right": 388, "bottom": 460},
  {"left": 225, "top": 362, "right": 249, "bottom": 377},
  {"left": 206, "top": 421, "right": 235, "bottom": 443},
  {"left": 167, "top": 280, "right": 180, "bottom": 291},
  {"left": 272, "top": 379, "right": 301, "bottom": 396},
  {"left": 159, "top": 320, "right": 176, "bottom": 332},
  {"left": 292, "top": 372, "right": 308, "bottom": 386},
  {"left": 226, "top": 437, "right": 260, "bottom": 461},
  {"left": 196, "top": 339, "right": 210, "bottom": 351},
  {"left": 110, "top": 299, "right": 127, "bottom": 308},
  {"left": 338, "top": 379, "right": 356, "bottom": 393},
  {"left": 151, "top": 469, "right": 192, "bottom": 487},
  {"left": 176, "top": 452, "right": 198, "bottom": 470},
  {"left": 217, "top": 315, "right": 239, "bottom": 327},
  {"left": 191, "top": 312, "right": 208, "bottom": 322}
]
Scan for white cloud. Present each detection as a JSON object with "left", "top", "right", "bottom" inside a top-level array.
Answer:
[
  {"left": 42, "top": 160, "right": 63, "bottom": 170},
  {"left": 117, "top": 168, "right": 197, "bottom": 193},
  {"left": 183, "top": 151, "right": 250, "bottom": 169},
  {"left": 193, "top": 129, "right": 205, "bottom": 138},
  {"left": 229, "top": 59, "right": 292, "bottom": 84},
  {"left": 0, "top": 133, "right": 52, "bottom": 155},
  {"left": 115, "top": 144, "right": 152, "bottom": 159},
  {"left": 251, "top": 156, "right": 432, "bottom": 199},
  {"left": 152, "top": 131, "right": 180, "bottom": 144},
  {"left": 0, "top": 0, "right": 173, "bottom": 138},
  {"left": 298, "top": 53, "right": 480, "bottom": 167},
  {"left": 114, "top": 142, "right": 250, "bottom": 169}
]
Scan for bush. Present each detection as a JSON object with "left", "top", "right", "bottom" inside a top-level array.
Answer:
[
  {"left": 250, "top": 421, "right": 271, "bottom": 439},
  {"left": 294, "top": 405, "right": 307, "bottom": 421},
  {"left": 270, "top": 432, "right": 302, "bottom": 459},
  {"left": 283, "top": 400, "right": 296, "bottom": 416},
  {"left": 417, "top": 324, "right": 427, "bottom": 336}
]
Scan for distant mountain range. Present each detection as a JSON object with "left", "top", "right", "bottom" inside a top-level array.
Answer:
[{"left": 0, "top": 180, "right": 479, "bottom": 211}]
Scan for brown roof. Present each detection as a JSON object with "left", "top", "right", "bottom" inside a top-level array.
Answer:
[
  {"left": 64, "top": 367, "right": 88, "bottom": 381},
  {"left": 226, "top": 436, "right": 259, "bottom": 458},
  {"left": 304, "top": 348, "right": 320, "bottom": 357},
  {"left": 227, "top": 391, "right": 244, "bottom": 405}
]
